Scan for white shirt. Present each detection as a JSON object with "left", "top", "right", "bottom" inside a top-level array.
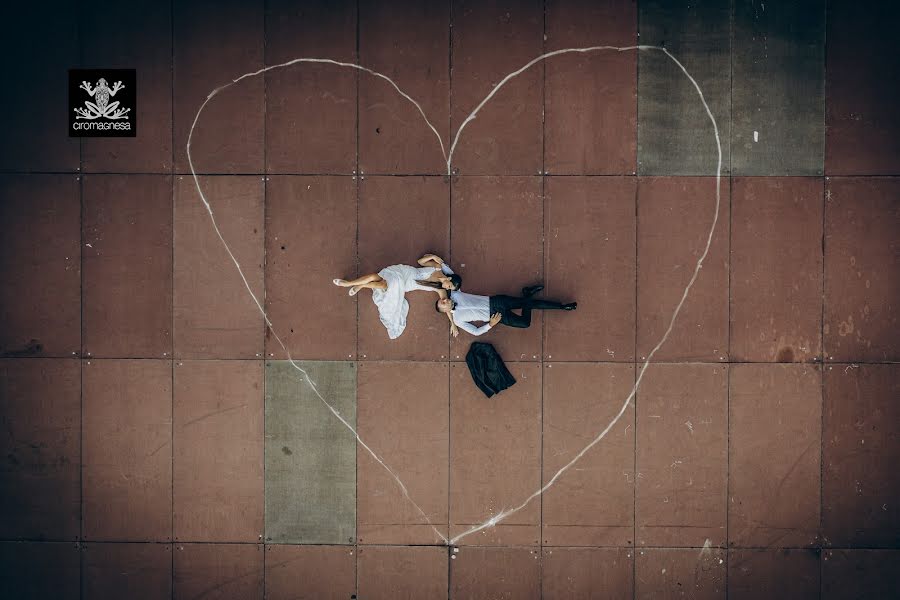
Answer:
[{"left": 450, "top": 290, "right": 492, "bottom": 336}]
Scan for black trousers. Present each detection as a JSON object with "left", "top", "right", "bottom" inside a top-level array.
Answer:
[{"left": 488, "top": 295, "right": 568, "bottom": 329}]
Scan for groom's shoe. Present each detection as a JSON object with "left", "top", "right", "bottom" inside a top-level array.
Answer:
[
  {"left": 562, "top": 302, "right": 577, "bottom": 311},
  {"left": 522, "top": 284, "right": 544, "bottom": 298}
]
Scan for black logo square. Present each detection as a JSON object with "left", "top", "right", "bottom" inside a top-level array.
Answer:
[{"left": 69, "top": 69, "right": 136, "bottom": 137}]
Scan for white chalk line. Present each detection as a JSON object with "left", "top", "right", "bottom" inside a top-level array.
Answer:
[
  {"left": 447, "top": 45, "right": 722, "bottom": 544},
  {"left": 187, "top": 60, "right": 449, "bottom": 545},
  {"left": 187, "top": 45, "right": 721, "bottom": 548}
]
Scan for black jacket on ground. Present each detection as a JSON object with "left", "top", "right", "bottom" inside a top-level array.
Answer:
[{"left": 465, "top": 342, "right": 516, "bottom": 398}]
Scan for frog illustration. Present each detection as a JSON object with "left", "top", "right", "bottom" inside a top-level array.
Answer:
[{"left": 74, "top": 78, "right": 130, "bottom": 120}]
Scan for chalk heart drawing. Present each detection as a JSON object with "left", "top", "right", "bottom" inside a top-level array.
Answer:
[{"left": 187, "top": 45, "right": 723, "bottom": 546}]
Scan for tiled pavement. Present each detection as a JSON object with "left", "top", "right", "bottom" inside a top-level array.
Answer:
[{"left": 1, "top": 0, "right": 898, "bottom": 598}]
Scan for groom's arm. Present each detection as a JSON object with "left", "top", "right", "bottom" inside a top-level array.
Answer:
[
  {"left": 456, "top": 319, "right": 491, "bottom": 336},
  {"left": 445, "top": 312, "right": 459, "bottom": 337}
]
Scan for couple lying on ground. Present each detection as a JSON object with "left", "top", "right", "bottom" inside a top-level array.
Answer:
[{"left": 333, "top": 254, "right": 576, "bottom": 340}]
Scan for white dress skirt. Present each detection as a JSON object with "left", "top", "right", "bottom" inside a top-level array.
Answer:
[{"left": 371, "top": 264, "right": 443, "bottom": 339}]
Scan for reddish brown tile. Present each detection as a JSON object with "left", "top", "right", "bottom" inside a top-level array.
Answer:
[
  {"left": 174, "top": 543, "right": 263, "bottom": 600},
  {"left": 542, "top": 547, "right": 633, "bottom": 599},
  {"left": 450, "top": 547, "right": 540, "bottom": 599},
  {"left": 637, "top": 177, "right": 729, "bottom": 362},
  {"left": 542, "top": 363, "right": 634, "bottom": 546},
  {"left": 0, "top": 542, "right": 80, "bottom": 600},
  {"left": 357, "top": 362, "right": 448, "bottom": 545},
  {"left": 265, "top": 64, "right": 356, "bottom": 173},
  {"left": 824, "top": 178, "right": 899, "bottom": 362},
  {"left": 358, "top": 546, "right": 448, "bottom": 600},
  {"left": 636, "top": 364, "right": 727, "bottom": 547},
  {"left": 265, "top": 0, "right": 357, "bottom": 174},
  {"left": 173, "top": 360, "right": 263, "bottom": 542},
  {"left": 264, "top": 545, "right": 355, "bottom": 600},
  {"left": 358, "top": 176, "right": 450, "bottom": 361},
  {"left": 359, "top": 0, "right": 450, "bottom": 174},
  {"left": 174, "top": 176, "right": 264, "bottom": 359},
  {"left": 635, "top": 547, "right": 726, "bottom": 600},
  {"left": 82, "top": 1, "right": 172, "bottom": 173},
  {"left": 450, "top": 362, "right": 541, "bottom": 546},
  {"left": 729, "top": 364, "right": 821, "bottom": 548},
  {"left": 544, "top": 176, "right": 635, "bottom": 361},
  {"left": 730, "top": 177, "right": 823, "bottom": 362},
  {"left": 174, "top": 0, "right": 264, "bottom": 174},
  {"left": 0, "top": 6, "right": 79, "bottom": 171},
  {"left": 266, "top": 0, "right": 357, "bottom": 65},
  {"left": 822, "top": 550, "right": 900, "bottom": 599},
  {"left": 823, "top": 363, "right": 899, "bottom": 547},
  {"left": 546, "top": 0, "right": 636, "bottom": 53},
  {"left": 265, "top": 176, "right": 357, "bottom": 360},
  {"left": 0, "top": 359, "right": 80, "bottom": 540},
  {"left": 82, "top": 359, "right": 172, "bottom": 541},
  {"left": 545, "top": 0, "right": 637, "bottom": 174},
  {"left": 83, "top": 543, "right": 172, "bottom": 600},
  {"left": 728, "top": 549, "right": 820, "bottom": 600},
  {"left": 450, "top": 0, "right": 543, "bottom": 175},
  {"left": 825, "top": 3, "right": 900, "bottom": 175},
  {"left": 0, "top": 175, "right": 80, "bottom": 358},
  {"left": 450, "top": 176, "right": 544, "bottom": 361},
  {"left": 82, "top": 175, "right": 173, "bottom": 358}
]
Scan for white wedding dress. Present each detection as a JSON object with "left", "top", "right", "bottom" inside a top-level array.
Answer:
[{"left": 372, "top": 264, "right": 453, "bottom": 339}]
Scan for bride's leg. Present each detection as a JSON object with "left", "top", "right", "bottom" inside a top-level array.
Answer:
[
  {"left": 334, "top": 273, "right": 381, "bottom": 287},
  {"left": 349, "top": 279, "right": 387, "bottom": 296}
]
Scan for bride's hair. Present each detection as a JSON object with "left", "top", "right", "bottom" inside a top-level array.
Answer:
[{"left": 416, "top": 274, "right": 462, "bottom": 291}]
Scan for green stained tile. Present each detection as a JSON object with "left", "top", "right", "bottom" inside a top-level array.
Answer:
[
  {"left": 265, "top": 360, "right": 356, "bottom": 544},
  {"left": 638, "top": 0, "right": 733, "bottom": 176},
  {"left": 731, "top": 0, "right": 825, "bottom": 175}
]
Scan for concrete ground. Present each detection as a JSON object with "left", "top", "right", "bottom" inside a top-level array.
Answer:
[{"left": 1, "top": 0, "right": 898, "bottom": 598}]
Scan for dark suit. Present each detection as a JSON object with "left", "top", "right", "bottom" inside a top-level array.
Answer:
[
  {"left": 465, "top": 342, "right": 516, "bottom": 398},
  {"left": 489, "top": 294, "right": 569, "bottom": 328}
]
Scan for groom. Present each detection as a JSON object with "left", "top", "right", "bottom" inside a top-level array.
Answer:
[{"left": 436, "top": 285, "right": 576, "bottom": 337}]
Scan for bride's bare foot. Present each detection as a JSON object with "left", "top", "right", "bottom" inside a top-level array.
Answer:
[{"left": 349, "top": 285, "right": 362, "bottom": 296}]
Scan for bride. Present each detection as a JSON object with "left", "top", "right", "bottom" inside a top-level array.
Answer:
[{"left": 333, "top": 253, "right": 461, "bottom": 339}]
